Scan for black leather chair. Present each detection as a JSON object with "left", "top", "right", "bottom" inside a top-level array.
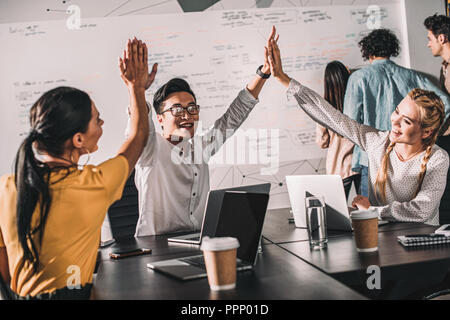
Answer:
[
  {"left": 107, "top": 170, "right": 140, "bottom": 240},
  {"left": 421, "top": 134, "right": 450, "bottom": 299},
  {"left": 437, "top": 135, "right": 450, "bottom": 225},
  {"left": 0, "top": 273, "right": 12, "bottom": 300}
]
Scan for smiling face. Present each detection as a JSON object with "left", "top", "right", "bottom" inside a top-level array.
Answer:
[
  {"left": 389, "top": 96, "right": 430, "bottom": 146},
  {"left": 427, "top": 30, "right": 443, "bottom": 57},
  {"left": 156, "top": 91, "right": 199, "bottom": 141}
]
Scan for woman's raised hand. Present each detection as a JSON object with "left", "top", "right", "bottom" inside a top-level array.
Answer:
[
  {"left": 265, "top": 28, "right": 291, "bottom": 87},
  {"left": 117, "top": 38, "right": 152, "bottom": 174},
  {"left": 119, "top": 38, "right": 157, "bottom": 91},
  {"left": 262, "top": 26, "right": 279, "bottom": 74}
]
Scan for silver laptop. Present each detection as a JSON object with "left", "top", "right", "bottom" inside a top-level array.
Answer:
[
  {"left": 167, "top": 190, "right": 222, "bottom": 245},
  {"left": 167, "top": 183, "right": 271, "bottom": 245},
  {"left": 148, "top": 191, "right": 270, "bottom": 280},
  {"left": 286, "top": 175, "right": 387, "bottom": 231}
]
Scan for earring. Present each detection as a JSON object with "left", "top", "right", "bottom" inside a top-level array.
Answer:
[
  {"left": 79, "top": 147, "right": 91, "bottom": 168},
  {"left": 70, "top": 151, "right": 76, "bottom": 165}
]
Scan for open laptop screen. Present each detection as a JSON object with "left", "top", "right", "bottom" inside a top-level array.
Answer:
[
  {"left": 202, "top": 183, "right": 271, "bottom": 240},
  {"left": 168, "top": 183, "right": 272, "bottom": 244},
  {"left": 201, "top": 190, "right": 224, "bottom": 238},
  {"left": 214, "top": 191, "right": 269, "bottom": 265}
]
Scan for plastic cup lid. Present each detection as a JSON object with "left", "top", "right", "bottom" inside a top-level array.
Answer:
[
  {"left": 200, "top": 236, "right": 240, "bottom": 251},
  {"left": 350, "top": 209, "right": 378, "bottom": 220}
]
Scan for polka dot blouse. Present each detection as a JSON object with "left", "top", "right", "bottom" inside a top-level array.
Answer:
[{"left": 287, "top": 79, "right": 449, "bottom": 225}]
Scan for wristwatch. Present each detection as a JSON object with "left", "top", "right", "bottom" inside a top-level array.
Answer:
[{"left": 256, "top": 65, "right": 271, "bottom": 79}]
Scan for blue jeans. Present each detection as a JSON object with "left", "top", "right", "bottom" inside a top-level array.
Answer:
[{"left": 360, "top": 165, "right": 369, "bottom": 197}]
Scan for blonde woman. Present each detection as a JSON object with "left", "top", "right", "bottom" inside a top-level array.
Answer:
[{"left": 266, "top": 29, "right": 448, "bottom": 225}]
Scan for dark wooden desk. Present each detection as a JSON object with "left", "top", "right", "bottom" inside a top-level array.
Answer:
[
  {"left": 262, "top": 208, "right": 309, "bottom": 243},
  {"left": 280, "top": 224, "right": 450, "bottom": 298},
  {"left": 93, "top": 238, "right": 366, "bottom": 300},
  {"left": 98, "top": 233, "right": 202, "bottom": 261},
  {"left": 94, "top": 207, "right": 449, "bottom": 300},
  {"left": 262, "top": 207, "right": 431, "bottom": 244}
]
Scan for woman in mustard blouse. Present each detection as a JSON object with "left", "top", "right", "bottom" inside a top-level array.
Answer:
[{"left": 0, "top": 38, "right": 157, "bottom": 299}]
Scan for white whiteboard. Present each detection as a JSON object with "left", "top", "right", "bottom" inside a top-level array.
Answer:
[{"left": 0, "top": 3, "right": 409, "bottom": 207}]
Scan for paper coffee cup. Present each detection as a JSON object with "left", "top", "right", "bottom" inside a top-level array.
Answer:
[
  {"left": 200, "top": 237, "right": 240, "bottom": 291},
  {"left": 350, "top": 209, "right": 379, "bottom": 252}
]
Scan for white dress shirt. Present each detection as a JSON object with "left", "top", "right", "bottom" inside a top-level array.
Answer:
[{"left": 129, "top": 87, "right": 259, "bottom": 236}]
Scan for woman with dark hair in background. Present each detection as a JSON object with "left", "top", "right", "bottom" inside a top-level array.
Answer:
[
  {"left": 316, "top": 61, "right": 356, "bottom": 179},
  {"left": 0, "top": 38, "right": 156, "bottom": 299}
]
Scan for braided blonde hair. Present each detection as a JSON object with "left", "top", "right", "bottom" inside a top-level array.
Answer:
[{"left": 374, "top": 88, "right": 445, "bottom": 203}]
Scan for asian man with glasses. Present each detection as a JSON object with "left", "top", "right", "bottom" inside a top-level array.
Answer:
[{"left": 126, "top": 27, "right": 279, "bottom": 236}]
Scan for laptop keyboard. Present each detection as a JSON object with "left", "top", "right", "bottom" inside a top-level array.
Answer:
[
  {"left": 180, "top": 255, "right": 249, "bottom": 269},
  {"left": 180, "top": 256, "right": 206, "bottom": 269},
  {"left": 184, "top": 236, "right": 200, "bottom": 242}
]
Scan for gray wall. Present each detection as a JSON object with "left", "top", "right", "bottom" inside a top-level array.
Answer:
[{"left": 403, "top": 0, "right": 446, "bottom": 83}]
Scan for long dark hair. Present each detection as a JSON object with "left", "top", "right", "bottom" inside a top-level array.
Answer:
[
  {"left": 323, "top": 61, "right": 350, "bottom": 113},
  {"left": 14, "top": 86, "right": 92, "bottom": 272}
]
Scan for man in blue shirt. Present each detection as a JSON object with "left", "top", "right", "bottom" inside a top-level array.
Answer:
[{"left": 343, "top": 28, "right": 450, "bottom": 197}]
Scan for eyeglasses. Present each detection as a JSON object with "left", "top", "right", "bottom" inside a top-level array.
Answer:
[{"left": 159, "top": 104, "right": 200, "bottom": 117}]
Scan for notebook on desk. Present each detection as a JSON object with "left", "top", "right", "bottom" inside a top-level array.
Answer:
[
  {"left": 397, "top": 234, "right": 450, "bottom": 247},
  {"left": 148, "top": 191, "right": 269, "bottom": 280},
  {"left": 167, "top": 183, "right": 271, "bottom": 245},
  {"left": 286, "top": 175, "right": 387, "bottom": 231}
]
